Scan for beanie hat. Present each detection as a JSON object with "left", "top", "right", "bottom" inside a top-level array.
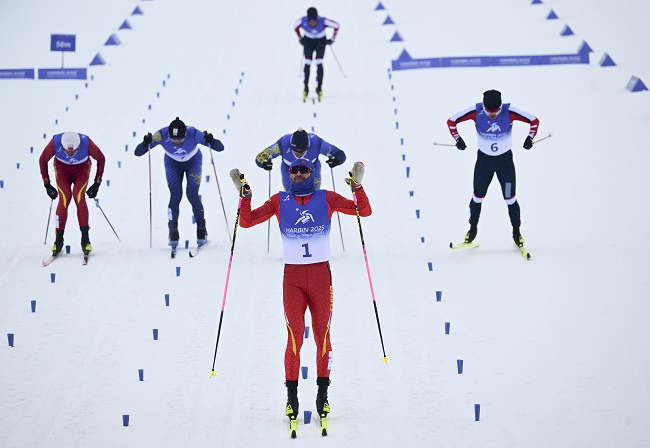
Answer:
[
  {"left": 169, "top": 117, "right": 186, "bottom": 139},
  {"left": 307, "top": 7, "right": 318, "bottom": 19},
  {"left": 483, "top": 90, "right": 502, "bottom": 111},
  {"left": 290, "top": 128, "right": 310, "bottom": 151}
]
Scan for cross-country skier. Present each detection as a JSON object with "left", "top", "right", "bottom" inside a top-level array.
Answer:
[
  {"left": 447, "top": 89, "right": 539, "bottom": 248},
  {"left": 134, "top": 117, "right": 224, "bottom": 249},
  {"left": 39, "top": 131, "right": 106, "bottom": 255},
  {"left": 254, "top": 127, "right": 346, "bottom": 191},
  {"left": 229, "top": 158, "right": 371, "bottom": 437},
  {"left": 294, "top": 7, "right": 340, "bottom": 101}
]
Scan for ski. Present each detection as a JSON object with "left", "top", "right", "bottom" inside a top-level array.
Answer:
[
  {"left": 188, "top": 242, "right": 207, "bottom": 258},
  {"left": 320, "top": 415, "right": 328, "bottom": 436},
  {"left": 517, "top": 244, "right": 531, "bottom": 260},
  {"left": 83, "top": 250, "right": 90, "bottom": 265},
  {"left": 289, "top": 417, "right": 298, "bottom": 439},
  {"left": 449, "top": 241, "right": 481, "bottom": 250},
  {"left": 42, "top": 253, "right": 60, "bottom": 266}
]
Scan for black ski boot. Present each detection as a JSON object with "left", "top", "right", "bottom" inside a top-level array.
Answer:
[
  {"left": 303, "top": 83, "right": 309, "bottom": 102},
  {"left": 316, "top": 377, "right": 331, "bottom": 418},
  {"left": 285, "top": 380, "right": 299, "bottom": 419},
  {"left": 168, "top": 221, "right": 179, "bottom": 248},
  {"left": 285, "top": 380, "right": 299, "bottom": 438},
  {"left": 464, "top": 221, "right": 478, "bottom": 244},
  {"left": 197, "top": 220, "right": 208, "bottom": 247},
  {"left": 512, "top": 224, "right": 524, "bottom": 247},
  {"left": 51, "top": 230, "right": 64, "bottom": 255},
  {"left": 80, "top": 226, "right": 92, "bottom": 253}
]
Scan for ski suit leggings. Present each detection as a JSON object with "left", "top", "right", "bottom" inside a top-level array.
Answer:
[
  {"left": 164, "top": 152, "right": 205, "bottom": 226},
  {"left": 53, "top": 159, "right": 91, "bottom": 230},
  {"left": 283, "top": 261, "right": 333, "bottom": 381},
  {"left": 471, "top": 150, "right": 520, "bottom": 225}
]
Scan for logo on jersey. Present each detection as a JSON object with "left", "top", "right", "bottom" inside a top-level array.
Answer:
[
  {"left": 173, "top": 148, "right": 187, "bottom": 155},
  {"left": 294, "top": 209, "right": 314, "bottom": 225},
  {"left": 487, "top": 123, "right": 502, "bottom": 133}
]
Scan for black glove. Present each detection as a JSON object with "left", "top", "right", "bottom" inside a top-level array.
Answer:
[
  {"left": 143, "top": 132, "right": 152, "bottom": 145},
  {"left": 326, "top": 39, "right": 334, "bottom": 45},
  {"left": 45, "top": 183, "right": 58, "bottom": 200},
  {"left": 262, "top": 159, "right": 273, "bottom": 171},
  {"left": 299, "top": 37, "right": 306, "bottom": 46},
  {"left": 203, "top": 131, "right": 215, "bottom": 144},
  {"left": 523, "top": 136, "right": 533, "bottom": 150},
  {"left": 455, "top": 137, "right": 467, "bottom": 150},
  {"left": 86, "top": 181, "right": 101, "bottom": 199},
  {"left": 326, "top": 154, "right": 342, "bottom": 168}
]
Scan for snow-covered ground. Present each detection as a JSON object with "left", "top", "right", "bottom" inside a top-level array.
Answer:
[{"left": 1, "top": 0, "right": 649, "bottom": 446}]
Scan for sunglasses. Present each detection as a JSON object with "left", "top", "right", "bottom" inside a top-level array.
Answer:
[
  {"left": 289, "top": 165, "right": 312, "bottom": 174},
  {"left": 170, "top": 137, "right": 185, "bottom": 143}
]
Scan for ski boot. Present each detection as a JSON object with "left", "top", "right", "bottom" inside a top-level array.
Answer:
[
  {"left": 513, "top": 226, "right": 525, "bottom": 248},
  {"left": 302, "top": 88, "right": 309, "bottom": 103},
  {"left": 285, "top": 380, "right": 299, "bottom": 438},
  {"left": 168, "top": 221, "right": 179, "bottom": 248},
  {"left": 464, "top": 222, "right": 478, "bottom": 244},
  {"left": 51, "top": 230, "right": 64, "bottom": 256},
  {"left": 80, "top": 226, "right": 92, "bottom": 253},
  {"left": 316, "top": 85, "right": 323, "bottom": 102},
  {"left": 316, "top": 377, "right": 331, "bottom": 427},
  {"left": 197, "top": 221, "right": 208, "bottom": 247}
]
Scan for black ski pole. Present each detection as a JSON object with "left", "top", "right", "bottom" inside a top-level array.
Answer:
[
  {"left": 94, "top": 199, "right": 121, "bottom": 241},
  {"left": 209, "top": 149, "right": 232, "bottom": 244},
  {"left": 44, "top": 199, "right": 53, "bottom": 244},
  {"left": 329, "top": 163, "right": 345, "bottom": 251},
  {"left": 148, "top": 146, "right": 153, "bottom": 248}
]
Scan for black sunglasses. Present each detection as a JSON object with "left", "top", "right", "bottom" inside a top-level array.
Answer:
[{"left": 289, "top": 165, "right": 312, "bottom": 174}]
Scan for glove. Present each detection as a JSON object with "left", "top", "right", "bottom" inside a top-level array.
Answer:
[
  {"left": 261, "top": 158, "right": 273, "bottom": 171},
  {"left": 203, "top": 131, "right": 215, "bottom": 144},
  {"left": 523, "top": 136, "right": 533, "bottom": 150},
  {"left": 143, "top": 132, "right": 153, "bottom": 145},
  {"left": 326, "top": 39, "right": 334, "bottom": 45},
  {"left": 44, "top": 183, "right": 58, "bottom": 200},
  {"left": 86, "top": 181, "right": 101, "bottom": 199},
  {"left": 299, "top": 37, "right": 306, "bottom": 46},
  {"left": 326, "top": 154, "right": 342, "bottom": 168},
  {"left": 455, "top": 137, "right": 467, "bottom": 150},
  {"left": 229, "top": 169, "right": 252, "bottom": 198},
  {"left": 345, "top": 161, "right": 365, "bottom": 189}
]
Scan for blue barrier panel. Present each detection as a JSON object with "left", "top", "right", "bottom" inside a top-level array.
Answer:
[
  {"left": 392, "top": 51, "right": 589, "bottom": 71},
  {"left": 0, "top": 69, "right": 35, "bottom": 79},
  {"left": 38, "top": 68, "right": 87, "bottom": 79}
]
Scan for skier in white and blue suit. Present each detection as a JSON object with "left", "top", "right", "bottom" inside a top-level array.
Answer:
[
  {"left": 255, "top": 127, "right": 346, "bottom": 191},
  {"left": 447, "top": 90, "right": 540, "bottom": 247},
  {"left": 134, "top": 117, "right": 224, "bottom": 247}
]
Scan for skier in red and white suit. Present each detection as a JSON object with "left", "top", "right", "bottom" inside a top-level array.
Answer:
[
  {"left": 39, "top": 131, "right": 105, "bottom": 254},
  {"left": 231, "top": 158, "right": 371, "bottom": 425}
]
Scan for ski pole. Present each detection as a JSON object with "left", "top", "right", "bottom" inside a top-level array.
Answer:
[
  {"left": 329, "top": 45, "right": 347, "bottom": 79},
  {"left": 210, "top": 175, "right": 245, "bottom": 377},
  {"left": 267, "top": 170, "right": 271, "bottom": 252},
  {"left": 44, "top": 199, "right": 54, "bottom": 244},
  {"left": 95, "top": 199, "right": 121, "bottom": 241},
  {"left": 329, "top": 162, "right": 345, "bottom": 251},
  {"left": 533, "top": 132, "right": 552, "bottom": 144},
  {"left": 432, "top": 140, "right": 456, "bottom": 147},
  {"left": 349, "top": 176, "right": 387, "bottom": 364},
  {"left": 209, "top": 150, "right": 232, "bottom": 244},
  {"left": 148, "top": 146, "right": 153, "bottom": 248}
]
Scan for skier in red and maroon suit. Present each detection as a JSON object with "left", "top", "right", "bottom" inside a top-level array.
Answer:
[
  {"left": 39, "top": 131, "right": 106, "bottom": 255},
  {"left": 230, "top": 158, "right": 370, "bottom": 434}
]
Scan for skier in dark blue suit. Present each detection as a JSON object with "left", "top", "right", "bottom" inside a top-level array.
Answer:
[
  {"left": 254, "top": 128, "right": 346, "bottom": 191},
  {"left": 134, "top": 117, "right": 224, "bottom": 248}
]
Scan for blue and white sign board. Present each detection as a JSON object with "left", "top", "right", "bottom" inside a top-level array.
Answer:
[
  {"left": 38, "top": 68, "right": 87, "bottom": 80},
  {"left": 0, "top": 69, "right": 35, "bottom": 79},
  {"left": 50, "top": 34, "right": 76, "bottom": 52}
]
